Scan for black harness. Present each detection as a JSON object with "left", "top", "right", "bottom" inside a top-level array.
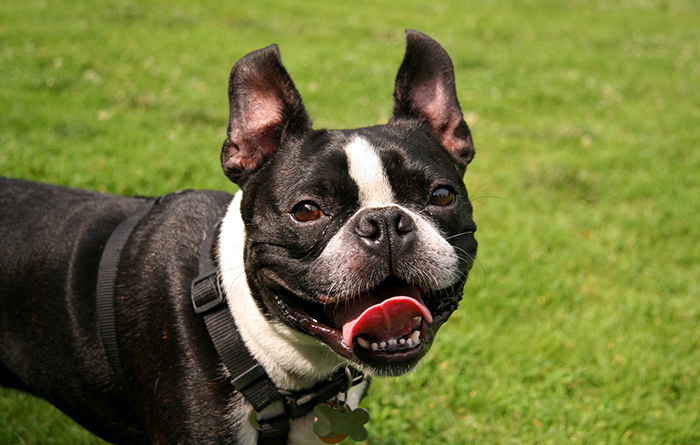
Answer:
[{"left": 96, "top": 197, "right": 363, "bottom": 444}]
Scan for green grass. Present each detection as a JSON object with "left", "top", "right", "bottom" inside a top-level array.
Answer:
[{"left": 1, "top": 0, "right": 699, "bottom": 443}]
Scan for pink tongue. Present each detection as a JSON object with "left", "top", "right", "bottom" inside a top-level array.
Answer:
[{"left": 342, "top": 296, "right": 433, "bottom": 347}]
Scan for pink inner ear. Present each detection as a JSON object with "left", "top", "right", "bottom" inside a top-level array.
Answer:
[
  {"left": 411, "top": 80, "right": 467, "bottom": 155},
  {"left": 439, "top": 111, "right": 468, "bottom": 154},
  {"left": 226, "top": 92, "right": 284, "bottom": 172},
  {"left": 412, "top": 79, "right": 452, "bottom": 130},
  {"left": 244, "top": 92, "right": 284, "bottom": 135}
]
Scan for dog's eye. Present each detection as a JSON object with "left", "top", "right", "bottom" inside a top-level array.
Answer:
[
  {"left": 429, "top": 188, "right": 456, "bottom": 207},
  {"left": 292, "top": 202, "right": 324, "bottom": 222}
]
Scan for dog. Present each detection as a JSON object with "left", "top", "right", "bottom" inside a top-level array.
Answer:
[{"left": 0, "top": 30, "right": 477, "bottom": 444}]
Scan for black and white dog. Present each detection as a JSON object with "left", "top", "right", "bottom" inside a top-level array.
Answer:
[{"left": 0, "top": 30, "right": 477, "bottom": 444}]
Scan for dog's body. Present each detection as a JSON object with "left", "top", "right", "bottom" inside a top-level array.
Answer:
[{"left": 0, "top": 31, "right": 477, "bottom": 444}]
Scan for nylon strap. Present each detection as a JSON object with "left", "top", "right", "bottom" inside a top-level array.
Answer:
[{"left": 96, "top": 198, "right": 157, "bottom": 392}]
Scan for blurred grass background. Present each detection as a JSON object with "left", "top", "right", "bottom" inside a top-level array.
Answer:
[{"left": 1, "top": 0, "right": 699, "bottom": 443}]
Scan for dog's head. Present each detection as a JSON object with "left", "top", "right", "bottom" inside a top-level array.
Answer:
[{"left": 220, "top": 30, "right": 477, "bottom": 376}]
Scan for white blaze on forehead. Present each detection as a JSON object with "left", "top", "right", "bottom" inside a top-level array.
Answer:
[{"left": 344, "top": 136, "right": 396, "bottom": 207}]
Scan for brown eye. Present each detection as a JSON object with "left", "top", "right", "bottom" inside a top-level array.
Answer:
[
  {"left": 430, "top": 188, "right": 455, "bottom": 207},
  {"left": 292, "top": 202, "right": 324, "bottom": 222}
]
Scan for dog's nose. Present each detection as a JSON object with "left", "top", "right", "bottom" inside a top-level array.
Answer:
[{"left": 354, "top": 207, "right": 416, "bottom": 258}]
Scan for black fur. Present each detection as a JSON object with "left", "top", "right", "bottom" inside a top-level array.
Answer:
[{"left": 0, "top": 179, "right": 236, "bottom": 443}]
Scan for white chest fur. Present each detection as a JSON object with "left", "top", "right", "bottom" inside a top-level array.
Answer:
[{"left": 217, "top": 191, "right": 367, "bottom": 444}]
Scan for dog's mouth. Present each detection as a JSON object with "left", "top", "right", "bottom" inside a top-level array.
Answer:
[
  {"left": 325, "top": 278, "right": 432, "bottom": 353},
  {"left": 263, "top": 273, "right": 454, "bottom": 372}
]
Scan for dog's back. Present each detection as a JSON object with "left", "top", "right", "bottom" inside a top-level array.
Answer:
[
  {"left": 0, "top": 178, "right": 238, "bottom": 444},
  {"left": 0, "top": 178, "right": 150, "bottom": 442}
]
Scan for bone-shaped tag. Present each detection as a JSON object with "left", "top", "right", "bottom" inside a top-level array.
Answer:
[{"left": 313, "top": 403, "right": 370, "bottom": 443}]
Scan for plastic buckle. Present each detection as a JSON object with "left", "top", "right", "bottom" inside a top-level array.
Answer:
[{"left": 191, "top": 270, "right": 223, "bottom": 315}]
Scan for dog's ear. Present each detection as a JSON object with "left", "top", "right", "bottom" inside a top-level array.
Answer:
[
  {"left": 391, "top": 30, "right": 474, "bottom": 171},
  {"left": 222, "top": 44, "right": 312, "bottom": 185}
]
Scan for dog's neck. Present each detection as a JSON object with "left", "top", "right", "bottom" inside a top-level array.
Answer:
[{"left": 217, "top": 191, "right": 348, "bottom": 391}]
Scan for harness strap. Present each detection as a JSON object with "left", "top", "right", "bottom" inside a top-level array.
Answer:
[
  {"left": 96, "top": 198, "right": 157, "bottom": 392},
  {"left": 192, "top": 222, "right": 288, "bottom": 445}
]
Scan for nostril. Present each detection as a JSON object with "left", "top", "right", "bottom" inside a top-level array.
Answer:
[
  {"left": 395, "top": 212, "right": 415, "bottom": 236},
  {"left": 355, "top": 215, "right": 381, "bottom": 240}
]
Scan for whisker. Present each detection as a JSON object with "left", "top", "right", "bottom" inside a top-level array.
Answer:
[{"left": 444, "top": 231, "right": 475, "bottom": 241}]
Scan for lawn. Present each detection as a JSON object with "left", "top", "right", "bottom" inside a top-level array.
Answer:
[{"left": 1, "top": 0, "right": 699, "bottom": 443}]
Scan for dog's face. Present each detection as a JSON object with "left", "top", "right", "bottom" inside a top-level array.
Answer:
[{"left": 221, "top": 31, "right": 476, "bottom": 376}]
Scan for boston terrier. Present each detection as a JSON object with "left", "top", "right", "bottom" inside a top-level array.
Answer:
[{"left": 0, "top": 30, "right": 477, "bottom": 444}]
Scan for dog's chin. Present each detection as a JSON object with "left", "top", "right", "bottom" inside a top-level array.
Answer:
[{"left": 261, "top": 272, "right": 461, "bottom": 376}]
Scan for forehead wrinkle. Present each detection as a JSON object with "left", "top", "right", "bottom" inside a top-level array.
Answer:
[{"left": 343, "top": 136, "right": 396, "bottom": 207}]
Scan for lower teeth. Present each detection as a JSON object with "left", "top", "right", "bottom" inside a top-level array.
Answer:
[{"left": 356, "top": 330, "right": 421, "bottom": 350}]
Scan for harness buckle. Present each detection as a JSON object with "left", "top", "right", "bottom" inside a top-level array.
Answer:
[{"left": 191, "top": 270, "right": 223, "bottom": 315}]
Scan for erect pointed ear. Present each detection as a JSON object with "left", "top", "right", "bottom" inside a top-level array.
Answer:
[
  {"left": 221, "top": 44, "right": 312, "bottom": 185},
  {"left": 391, "top": 30, "right": 475, "bottom": 171}
]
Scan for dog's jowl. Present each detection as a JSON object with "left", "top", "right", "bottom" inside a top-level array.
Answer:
[{"left": 0, "top": 30, "right": 477, "bottom": 444}]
